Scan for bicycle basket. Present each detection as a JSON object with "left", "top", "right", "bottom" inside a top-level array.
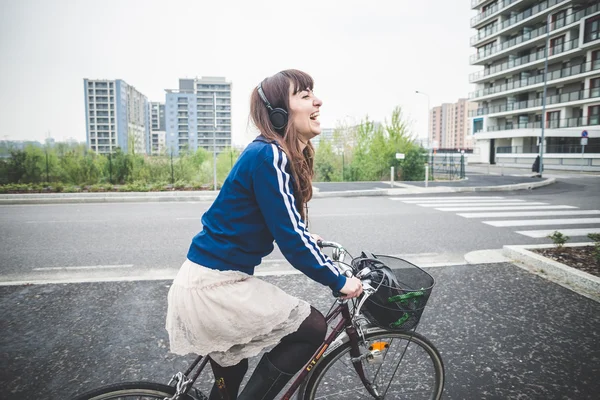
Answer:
[{"left": 352, "top": 255, "right": 435, "bottom": 331}]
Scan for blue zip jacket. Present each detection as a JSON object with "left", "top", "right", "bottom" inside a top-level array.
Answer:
[{"left": 187, "top": 135, "right": 347, "bottom": 292}]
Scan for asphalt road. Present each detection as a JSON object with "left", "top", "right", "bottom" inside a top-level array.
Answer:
[
  {"left": 1, "top": 264, "right": 599, "bottom": 399},
  {"left": 0, "top": 175, "right": 598, "bottom": 283}
]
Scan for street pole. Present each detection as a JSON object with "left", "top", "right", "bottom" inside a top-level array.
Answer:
[
  {"left": 45, "top": 148, "right": 49, "bottom": 183},
  {"left": 213, "top": 92, "right": 217, "bottom": 191},
  {"left": 342, "top": 150, "right": 345, "bottom": 182},
  {"left": 539, "top": 12, "right": 551, "bottom": 178},
  {"left": 416, "top": 90, "right": 432, "bottom": 182}
]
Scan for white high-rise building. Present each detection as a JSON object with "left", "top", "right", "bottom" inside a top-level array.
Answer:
[
  {"left": 164, "top": 76, "right": 232, "bottom": 156},
  {"left": 468, "top": 0, "right": 599, "bottom": 169},
  {"left": 84, "top": 79, "right": 150, "bottom": 155}
]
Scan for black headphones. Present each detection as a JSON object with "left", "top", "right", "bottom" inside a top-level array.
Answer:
[{"left": 257, "top": 80, "right": 288, "bottom": 132}]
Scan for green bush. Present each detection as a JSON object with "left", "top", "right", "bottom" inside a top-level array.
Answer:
[
  {"left": 588, "top": 233, "right": 600, "bottom": 265},
  {"left": 548, "top": 231, "right": 569, "bottom": 248}
]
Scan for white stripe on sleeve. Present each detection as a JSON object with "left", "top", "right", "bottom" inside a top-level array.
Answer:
[{"left": 271, "top": 145, "right": 338, "bottom": 276}]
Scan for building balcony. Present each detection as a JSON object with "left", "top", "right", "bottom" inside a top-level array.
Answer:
[
  {"left": 497, "top": 143, "right": 600, "bottom": 153},
  {"left": 487, "top": 116, "right": 600, "bottom": 132},
  {"left": 470, "top": 47, "right": 597, "bottom": 100},
  {"left": 471, "top": 2, "right": 600, "bottom": 79},
  {"left": 472, "top": 0, "right": 497, "bottom": 9},
  {"left": 470, "top": 87, "right": 600, "bottom": 117},
  {"left": 472, "top": 0, "right": 571, "bottom": 43},
  {"left": 470, "top": 11, "right": 582, "bottom": 63},
  {"left": 471, "top": 0, "right": 523, "bottom": 28}
]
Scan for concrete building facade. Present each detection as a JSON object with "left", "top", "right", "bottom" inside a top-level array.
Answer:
[
  {"left": 150, "top": 102, "right": 166, "bottom": 155},
  {"left": 84, "top": 79, "right": 150, "bottom": 155},
  {"left": 164, "top": 76, "right": 232, "bottom": 156},
  {"left": 468, "top": 0, "right": 600, "bottom": 169}
]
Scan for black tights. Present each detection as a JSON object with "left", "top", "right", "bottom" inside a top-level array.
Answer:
[{"left": 209, "top": 306, "right": 327, "bottom": 399}]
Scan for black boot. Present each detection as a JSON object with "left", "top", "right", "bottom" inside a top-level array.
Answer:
[{"left": 237, "top": 353, "right": 294, "bottom": 400}]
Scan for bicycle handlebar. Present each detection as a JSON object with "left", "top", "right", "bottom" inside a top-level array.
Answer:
[{"left": 317, "top": 240, "right": 377, "bottom": 300}]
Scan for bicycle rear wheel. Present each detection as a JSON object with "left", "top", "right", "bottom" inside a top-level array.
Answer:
[
  {"left": 71, "top": 381, "right": 199, "bottom": 400},
  {"left": 299, "top": 330, "right": 444, "bottom": 400}
]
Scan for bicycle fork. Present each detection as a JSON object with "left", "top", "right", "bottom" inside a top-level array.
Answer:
[{"left": 341, "top": 306, "right": 383, "bottom": 399}]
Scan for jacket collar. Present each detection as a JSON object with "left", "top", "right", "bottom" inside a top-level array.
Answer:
[{"left": 253, "top": 134, "right": 281, "bottom": 147}]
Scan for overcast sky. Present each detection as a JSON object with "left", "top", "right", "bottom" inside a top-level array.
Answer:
[{"left": 0, "top": 0, "right": 478, "bottom": 146}]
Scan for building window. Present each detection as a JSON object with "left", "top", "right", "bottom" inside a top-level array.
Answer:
[
  {"left": 552, "top": 10, "right": 567, "bottom": 29},
  {"left": 584, "top": 15, "right": 600, "bottom": 43},
  {"left": 591, "top": 78, "right": 600, "bottom": 99},
  {"left": 593, "top": 50, "right": 600, "bottom": 71},
  {"left": 589, "top": 105, "right": 600, "bottom": 125},
  {"left": 549, "top": 35, "right": 565, "bottom": 56},
  {"left": 547, "top": 111, "right": 560, "bottom": 128}
]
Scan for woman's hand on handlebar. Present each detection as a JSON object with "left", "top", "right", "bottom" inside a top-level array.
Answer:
[{"left": 339, "top": 276, "right": 363, "bottom": 299}]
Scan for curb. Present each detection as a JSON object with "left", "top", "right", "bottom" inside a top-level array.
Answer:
[
  {"left": 503, "top": 243, "right": 600, "bottom": 303},
  {"left": 0, "top": 178, "right": 555, "bottom": 205}
]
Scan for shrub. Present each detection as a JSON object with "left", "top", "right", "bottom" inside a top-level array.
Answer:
[
  {"left": 547, "top": 231, "right": 569, "bottom": 248},
  {"left": 588, "top": 233, "right": 600, "bottom": 265}
]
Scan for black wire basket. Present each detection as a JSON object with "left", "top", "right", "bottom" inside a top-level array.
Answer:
[{"left": 352, "top": 255, "right": 435, "bottom": 331}]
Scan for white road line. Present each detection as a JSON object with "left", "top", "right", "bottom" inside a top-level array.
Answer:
[
  {"left": 419, "top": 202, "right": 546, "bottom": 208},
  {"left": 401, "top": 198, "right": 520, "bottom": 204},
  {"left": 33, "top": 264, "right": 134, "bottom": 271},
  {"left": 389, "top": 196, "right": 505, "bottom": 201},
  {"left": 484, "top": 218, "right": 600, "bottom": 227},
  {"left": 457, "top": 210, "right": 600, "bottom": 218},
  {"left": 436, "top": 205, "right": 576, "bottom": 212},
  {"left": 516, "top": 228, "right": 600, "bottom": 238},
  {"left": 25, "top": 220, "right": 108, "bottom": 224}
]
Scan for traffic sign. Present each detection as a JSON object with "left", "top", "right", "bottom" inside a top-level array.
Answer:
[
  {"left": 581, "top": 138, "right": 588, "bottom": 146},
  {"left": 582, "top": 130, "right": 588, "bottom": 138},
  {"left": 395, "top": 153, "right": 405, "bottom": 160}
]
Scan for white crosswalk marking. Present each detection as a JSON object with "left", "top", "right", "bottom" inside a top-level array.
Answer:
[
  {"left": 484, "top": 218, "right": 600, "bottom": 227},
  {"left": 389, "top": 196, "right": 505, "bottom": 201},
  {"left": 457, "top": 210, "right": 600, "bottom": 218},
  {"left": 391, "top": 195, "right": 599, "bottom": 240},
  {"left": 419, "top": 201, "right": 547, "bottom": 208},
  {"left": 436, "top": 205, "right": 576, "bottom": 212},
  {"left": 516, "top": 228, "right": 600, "bottom": 238},
  {"left": 401, "top": 198, "right": 517, "bottom": 204}
]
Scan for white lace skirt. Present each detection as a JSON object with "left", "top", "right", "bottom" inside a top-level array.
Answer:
[{"left": 165, "top": 259, "right": 311, "bottom": 367}]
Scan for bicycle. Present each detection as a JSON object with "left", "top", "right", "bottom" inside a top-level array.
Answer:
[{"left": 72, "top": 240, "right": 445, "bottom": 400}]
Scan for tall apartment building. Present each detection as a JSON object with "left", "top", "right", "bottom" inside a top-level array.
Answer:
[
  {"left": 468, "top": 0, "right": 600, "bottom": 168},
  {"left": 84, "top": 79, "right": 150, "bottom": 155},
  {"left": 164, "top": 76, "right": 232, "bottom": 156},
  {"left": 429, "top": 98, "right": 478, "bottom": 150},
  {"left": 150, "top": 102, "right": 166, "bottom": 155}
]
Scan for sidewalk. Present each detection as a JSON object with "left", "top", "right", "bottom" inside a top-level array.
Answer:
[{"left": 0, "top": 174, "right": 556, "bottom": 205}]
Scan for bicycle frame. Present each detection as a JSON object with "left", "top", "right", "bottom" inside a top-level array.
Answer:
[{"left": 280, "top": 299, "right": 376, "bottom": 399}]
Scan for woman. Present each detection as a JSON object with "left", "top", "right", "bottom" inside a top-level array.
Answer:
[{"left": 165, "top": 69, "right": 363, "bottom": 400}]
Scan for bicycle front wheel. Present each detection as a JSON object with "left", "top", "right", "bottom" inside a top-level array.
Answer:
[
  {"left": 71, "top": 381, "right": 199, "bottom": 400},
  {"left": 299, "top": 330, "right": 444, "bottom": 400}
]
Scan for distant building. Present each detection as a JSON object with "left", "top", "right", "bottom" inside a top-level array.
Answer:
[
  {"left": 164, "top": 76, "right": 232, "bottom": 156},
  {"left": 84, "top": 79, "right": 150, "bottom": 155},
  {"left": 311, "top": 128, "right": 335, "bottom": 149},
  {"left": 150, "top": 102, "right": 166, "bottom": 155},
  {"left": 429, "top": 98, "right": 478, "bottom": 150}
]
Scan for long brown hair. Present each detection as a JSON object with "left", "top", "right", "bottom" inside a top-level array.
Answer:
[{"left": 250, "top": 69, "right": 315, "bottom": 220}]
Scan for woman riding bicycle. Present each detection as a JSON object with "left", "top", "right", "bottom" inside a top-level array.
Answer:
[{"left": 165, "top": 69, "right": 363, "bottom": 400}]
